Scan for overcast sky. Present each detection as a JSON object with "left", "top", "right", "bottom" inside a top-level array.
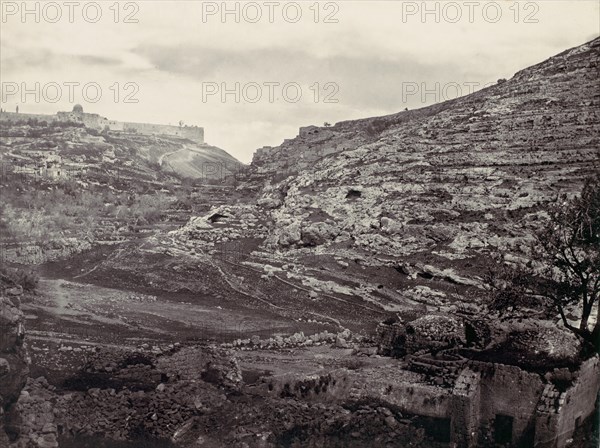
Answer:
[{"left": 1, "top": 1, "right": 599, "bottom": 163}]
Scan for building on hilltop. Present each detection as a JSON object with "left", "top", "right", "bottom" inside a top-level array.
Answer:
[{"left": 0, "top": 105, "right": 204, "bottom": 143}]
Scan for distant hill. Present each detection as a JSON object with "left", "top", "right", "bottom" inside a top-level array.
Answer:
[
  {"left": 0, "top": 122, "right": 243, "bottom": 262},
  {"left": 153, "top": 141, "right": 242, "bottom": 180},
  {"left": 0, "top": 122, "right": 242, "bottom": 184}
]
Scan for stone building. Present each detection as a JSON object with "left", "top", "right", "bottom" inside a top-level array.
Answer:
[
  {"left": 0, "top": 105, "right": 204, "bottom": 143},
  {"left": 376, "top": 318, "right": 600, "bottom": 447}
]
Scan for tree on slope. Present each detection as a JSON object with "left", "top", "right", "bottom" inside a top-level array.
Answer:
[{"left": 487, "top": 174, "right": 599, "bottom": 352}]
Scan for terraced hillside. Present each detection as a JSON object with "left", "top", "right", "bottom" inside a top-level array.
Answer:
[
  {"left": 147, "top": 37, "right": 600, "bottom": 331},
  {"left": 0, "top": 121, "right": 242, "bottom": 264},
  {"left": 4, "top": 38, "right": 598, "bottom": 346},
  {"left": 254, "top": 38, "right": 599, "bottom": 283},
  {"left": 1, "top": 36, "right": 599, "bottom": 448}
]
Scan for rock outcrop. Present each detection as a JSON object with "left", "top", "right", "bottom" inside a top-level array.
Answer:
[
  {"left": 244, "top": 37, "right": 600, "bottom": 304},
  {"left": 256, "top": 37, "right": 598, "bottom": 248},
  {"left": 0, "top": 282, "right": 30, "bottom": 445}
]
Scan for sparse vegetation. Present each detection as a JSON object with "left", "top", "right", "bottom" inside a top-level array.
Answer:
[
  {"left": 486, "top": 175, "right": 600, "bottom": 352},
  {"left": 0, "top": 179, "right": 175, "bottom": 244},
  {"left": 536, "top": 175, "right": 600, "bottom": 350},
  {"left": 0, "top": 264, "right": 39, "bottom": 291}
]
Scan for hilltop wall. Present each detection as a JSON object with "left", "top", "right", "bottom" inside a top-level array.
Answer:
[
  {"left": 121, "top": 121, "right": 204, "bottom": 141},
  {"left": 0, "top": 112, "right": 58, "bottom": 123},
  {"left": 0, "top": 110, "right": 204, "bottom": 143}
]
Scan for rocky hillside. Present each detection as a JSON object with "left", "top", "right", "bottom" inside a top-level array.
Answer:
[
  {"left": 0, "top": 122, "right": 244, "bottom": 265},
  {"left": 140, "top": 38, "right": 600, "bottom": 333},
  {"left": 0, "top": 122, "right": 242, "bottom": 183},
  {"left": 251, "top": 38, "right": 599, "bottom": 184},
  {"left": 251, "top": 36, "right": 599, "bottom": 276}
]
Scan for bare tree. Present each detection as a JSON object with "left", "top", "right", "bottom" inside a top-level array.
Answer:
[
  {"left": 486, "top": 175, "right": 599, "bottom": 351},
  {"left": 535, "top": 175, "right": 599, "bottom": 349},
  {"left": 484, "top": 261, "right": 547, "bottom": 320}
]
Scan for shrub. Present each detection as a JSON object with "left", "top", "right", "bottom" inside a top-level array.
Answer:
[
  {"left": 0, "top": 265, "right": 39, "bottom": 291},
  {"left": 339, "top": 358, "right": 366, "bottom": 370}
]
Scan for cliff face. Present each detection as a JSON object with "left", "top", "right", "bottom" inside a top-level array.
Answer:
[
  {"left": 0, "top": 283, "right": 29, "bottom": 445},
  {"left": 252, "top": 38, "right": 599, "bottom": 268}
]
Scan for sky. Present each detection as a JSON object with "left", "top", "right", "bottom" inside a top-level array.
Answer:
[{"left": 1, "top": 1, "right": 599, "bottom": 163}]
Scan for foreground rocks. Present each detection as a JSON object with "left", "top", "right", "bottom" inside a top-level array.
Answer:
[
  {"left": 0, "top": 283, "right": 30, "bottom": 445},
  {"left": 8, "top": 345, "right": 240, "bottom": 446},
  {"left": 6, "top": 340, "right": 446, "bottom": 448},
  {"left": 223, "top": 328, "right": 361, "bottom": 351}
]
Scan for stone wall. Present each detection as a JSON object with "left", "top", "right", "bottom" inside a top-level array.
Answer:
[
  {"left": 0, "top": 110, "right": 204, "bottom": 143},
  {"left": 451, "top": 368, "right": 481, "bottom": 447},
  {"left": 534, "top": 356, "right": 600, "bottom": 448},
  {"left": 437, "top": 359, "right": 597, "bottom": 447},
  {"left": 0, "top": 112, "right": 57, "bottom": 123},
  {"left": 121, "top": 121, "right": 204, "bottom": 142},
  {"left": 255, "top": 371, "right": 352, "bottom": 402},
  {"left": 473, "top": 362, "right": 545, "bottom": 445},
  {"left": 385, "top": 382, "right": 453, "bottom": 418},
  {"left": 1, "top": 239, "right": 92, "bottom": 266},
  {"left": 376, "top": 322, "right": 406, "bottom": 357},
  {"left": 405, "top": 315, "right": 465, "bottom": 355},
  {"left": 11, "top": 377, "right": 59, "bottom": 448}
]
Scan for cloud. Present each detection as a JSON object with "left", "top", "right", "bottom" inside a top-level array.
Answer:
[
  {"left": 76, "top": 55, "right": 123, "bottom": 67},
  {"left": 1, "top": 48, "right": 122, "bottom": 75},
  {"left": 134, "top": 43, "right": 477, "bottom": 111}
]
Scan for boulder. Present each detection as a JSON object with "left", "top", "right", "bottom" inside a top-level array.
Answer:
[{"left": 0, "top": 295, "right": 29, "bottom": 414}]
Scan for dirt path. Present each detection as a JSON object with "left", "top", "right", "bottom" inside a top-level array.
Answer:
[{"left": 27, "top": 331, "right": 139, "bottom": 351}]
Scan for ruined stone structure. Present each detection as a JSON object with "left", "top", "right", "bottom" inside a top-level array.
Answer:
[
  {"left": 0, "top": 105, "right": 204, "bottom": 143},
  {"left": 453, "top": 358, "right": 599, "bottom": 448},
  {"left": 375, "top": 318, "right": 600, "bottom": 448}
]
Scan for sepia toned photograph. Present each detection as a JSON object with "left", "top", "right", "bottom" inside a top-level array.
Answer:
[{"left": 0, "top": 1, "right": 599, "bottom": 447}]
